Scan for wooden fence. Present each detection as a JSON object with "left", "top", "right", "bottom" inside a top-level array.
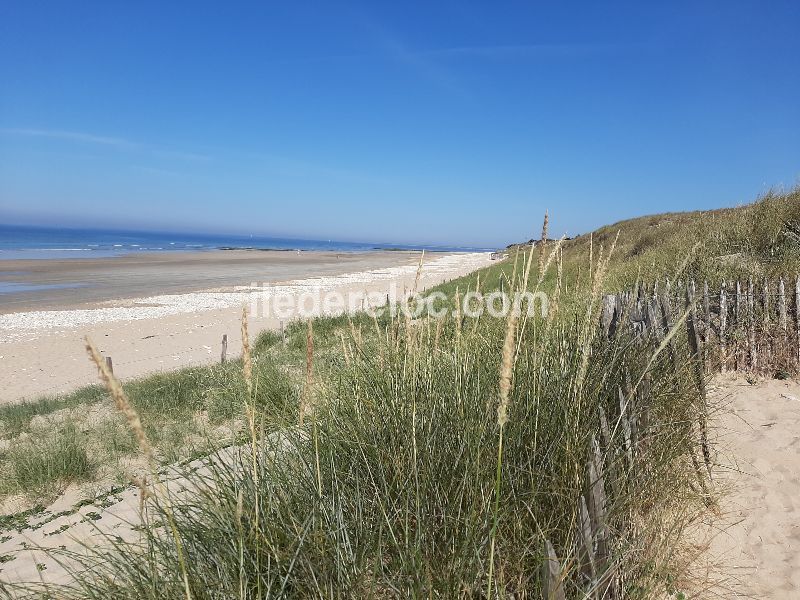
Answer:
[
  {"left": 599, "top": 275, "right": 800, "bottom": 375},
  {"left": 540, "top": 275, "right": 799, "bottom": 598}
]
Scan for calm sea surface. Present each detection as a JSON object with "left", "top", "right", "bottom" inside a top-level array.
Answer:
[{"left": 0, "top": 224, "right": 491, "bottom": 260}]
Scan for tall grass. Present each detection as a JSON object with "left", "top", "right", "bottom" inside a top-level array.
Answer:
[
  {"left": 10, "top": 188, "right": 788, "bottom": 594},
  {"left": 5, "top": 425, "right": 95, "bottom": 496},
  {"left": 6, "top": 238, "right": 712, "bottom": 599}
]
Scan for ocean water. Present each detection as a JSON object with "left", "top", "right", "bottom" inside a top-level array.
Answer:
[{"left": 0, "top": 224, "right": 491, "bottom": 260}]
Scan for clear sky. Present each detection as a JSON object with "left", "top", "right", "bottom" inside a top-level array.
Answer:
[{"left": 1, "top": 1, "right": 798, "bottom": 247}]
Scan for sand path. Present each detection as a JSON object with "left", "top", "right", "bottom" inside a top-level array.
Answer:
[{"left": 706, "top": 376, "right": 800, "bottom": 598}]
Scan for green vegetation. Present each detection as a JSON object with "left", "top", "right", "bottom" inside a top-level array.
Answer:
[
  {"left": 2, "top": 187, "right": 797, "bottom": 596},
  {"left": 22, "top": 307, "right": 706, "bottom": 598},
  {"left": 5, "top": 425, "right": 95, "bottom": 497},
  {"left": 562, "top": 186, "right": 800, "bottom": 288}
]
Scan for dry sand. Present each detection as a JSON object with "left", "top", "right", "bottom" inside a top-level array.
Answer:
[
  {"left": 700, "top": 375, "right": 800, "bottom": 598},
  {"left": 0, "top": 250, "right": 491, "bottom": 404},
  {"left": 0, "top": 442, "right": 257, "bottom": 587}
]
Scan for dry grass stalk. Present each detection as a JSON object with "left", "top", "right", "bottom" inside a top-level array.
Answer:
[
  {"left": 132, "top": 474, "right": 151, "bottom": 516},
  {"left": 497, "top": 311, "right": 518, "bottom": 427},
  {"left": 671, "top": 241, "right": 702, "bottom": 282},
  {"left": 515, "top": 236, "right": 565, "bottom": 356},
  {"left": 576, "top": 231, "right": 620, "bottom": 391},
  {"left": 403, "top": 304, "right": 415, "bottom": 351},
  {"left": 487, "top": 300, "right": 520, "bottom": 596},
  {"left": 412, "top": 250, "right": 425, "bottom": 295},
  {"left": 400, "top": 253, "right": 425, "bottom": 352},
  {"left": 241, "top": 306, "right": 253, "bottom": 398},
  {"left": 340, "top": 331, "right": 352, "bottom": 367},
  {"left": 349, "top": 317, "right": 363, "bottom": 350},
  {"left": 434, "top": 317, "right": 444, "bottom": 352},
  {"left": 85, "top": 335, "right": 193, "bottom": 600},
  {"left": 425, "top": 313, "right": 432, "bottom": 346},
  {"left": 85, "top": 337, "right": 153, "bottom": 461}
]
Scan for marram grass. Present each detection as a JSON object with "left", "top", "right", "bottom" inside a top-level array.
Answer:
[{"left": 4, "top": 267, "right": 712, "bottom": 599}]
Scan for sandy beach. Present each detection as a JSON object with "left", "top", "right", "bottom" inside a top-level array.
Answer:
[
  {"left": 0, "top": 250, "right": 491, "bottom": 404},
  {"left": 0, "top": 249, "right": 454, "bottom": 313}
]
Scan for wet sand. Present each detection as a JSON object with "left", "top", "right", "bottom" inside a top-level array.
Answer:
[{"left": 0, "top": 250, "right": 429, "bottom": 313}]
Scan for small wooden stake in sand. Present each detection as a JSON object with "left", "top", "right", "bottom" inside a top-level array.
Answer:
[
  {"left": 220, "top": 334, "right": 227, "bottom": 364},
  {"left": 105, "top": 356, "right": 113, "bottom": 375}
]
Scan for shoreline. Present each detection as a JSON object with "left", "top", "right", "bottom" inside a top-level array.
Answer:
[
  {"left": 0, "top": 251, "right": 491, "bottom": 404},
  {"left": 0, "top": 249, "right": 430, "bottom": 314}
]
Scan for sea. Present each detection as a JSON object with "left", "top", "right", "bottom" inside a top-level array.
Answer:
[{"left": 0, "top": 223, "right": 492, "bottom": 260}]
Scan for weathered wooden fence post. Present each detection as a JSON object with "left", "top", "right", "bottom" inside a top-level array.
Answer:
[
  {"left": 764, "top": 279, "right": 772, "bottom": 364},
  {"left": 619, "top": 387, "right": 633, "bottom": 467},
  {"left": 763, "top": 279, "right": 770, "bottom": 324},
  {"left": 735, "top": 281, "right": 743, "bottom": 370},
  {"left": 578, "top": 496, "right": 597, "bottom": 583},
  {"left": 686, "top": 283, "right": 712, "bottom": 474},
  {"left": 748, "top": 279, "right": 757, "bottom": 370},
  {"left": 542, "top": 539, "right": 566, "bottom": 600},
  {"left": 657, "top": 285, "right": 676, "bottom": 367},
  {"left": 105, "top": 356, "right": 113, "bottom": 374},
  {"left": 796, "top": 274, "right": 800, "bottom": 368},
  {"left": 779, "top": 278, "right": 788, "bottom": 334},
  {"left": 703, "top": 281, "right": 711, "bottom": 367},
  {"left": 220, "top": 334, "right": 227, "bottom": 363},
  {"left": 587, "top": 436, "right": 610, "bottom": 596},
  {"left": 779, "top": 278, "right": 788, "bottom": 365},
  {"left": 720, "top": 282, "right": 728, "bottom": 372}
]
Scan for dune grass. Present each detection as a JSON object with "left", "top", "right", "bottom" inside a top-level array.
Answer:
[
  {"left": 4, "top": 425, "right": 96, "bottom": 498},
  {"left": 0, "top": 357, "right": 300, "bottom": 505},
  {"left": 3, "top": 188, "right": 796, "bottom": 595},
  {"left": 2, "top": 224, "right": 716, "bottom": 599}
]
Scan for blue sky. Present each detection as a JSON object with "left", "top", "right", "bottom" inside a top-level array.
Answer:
[{"left": 1, "top": 1, "right": 798, "bottom": 247}]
